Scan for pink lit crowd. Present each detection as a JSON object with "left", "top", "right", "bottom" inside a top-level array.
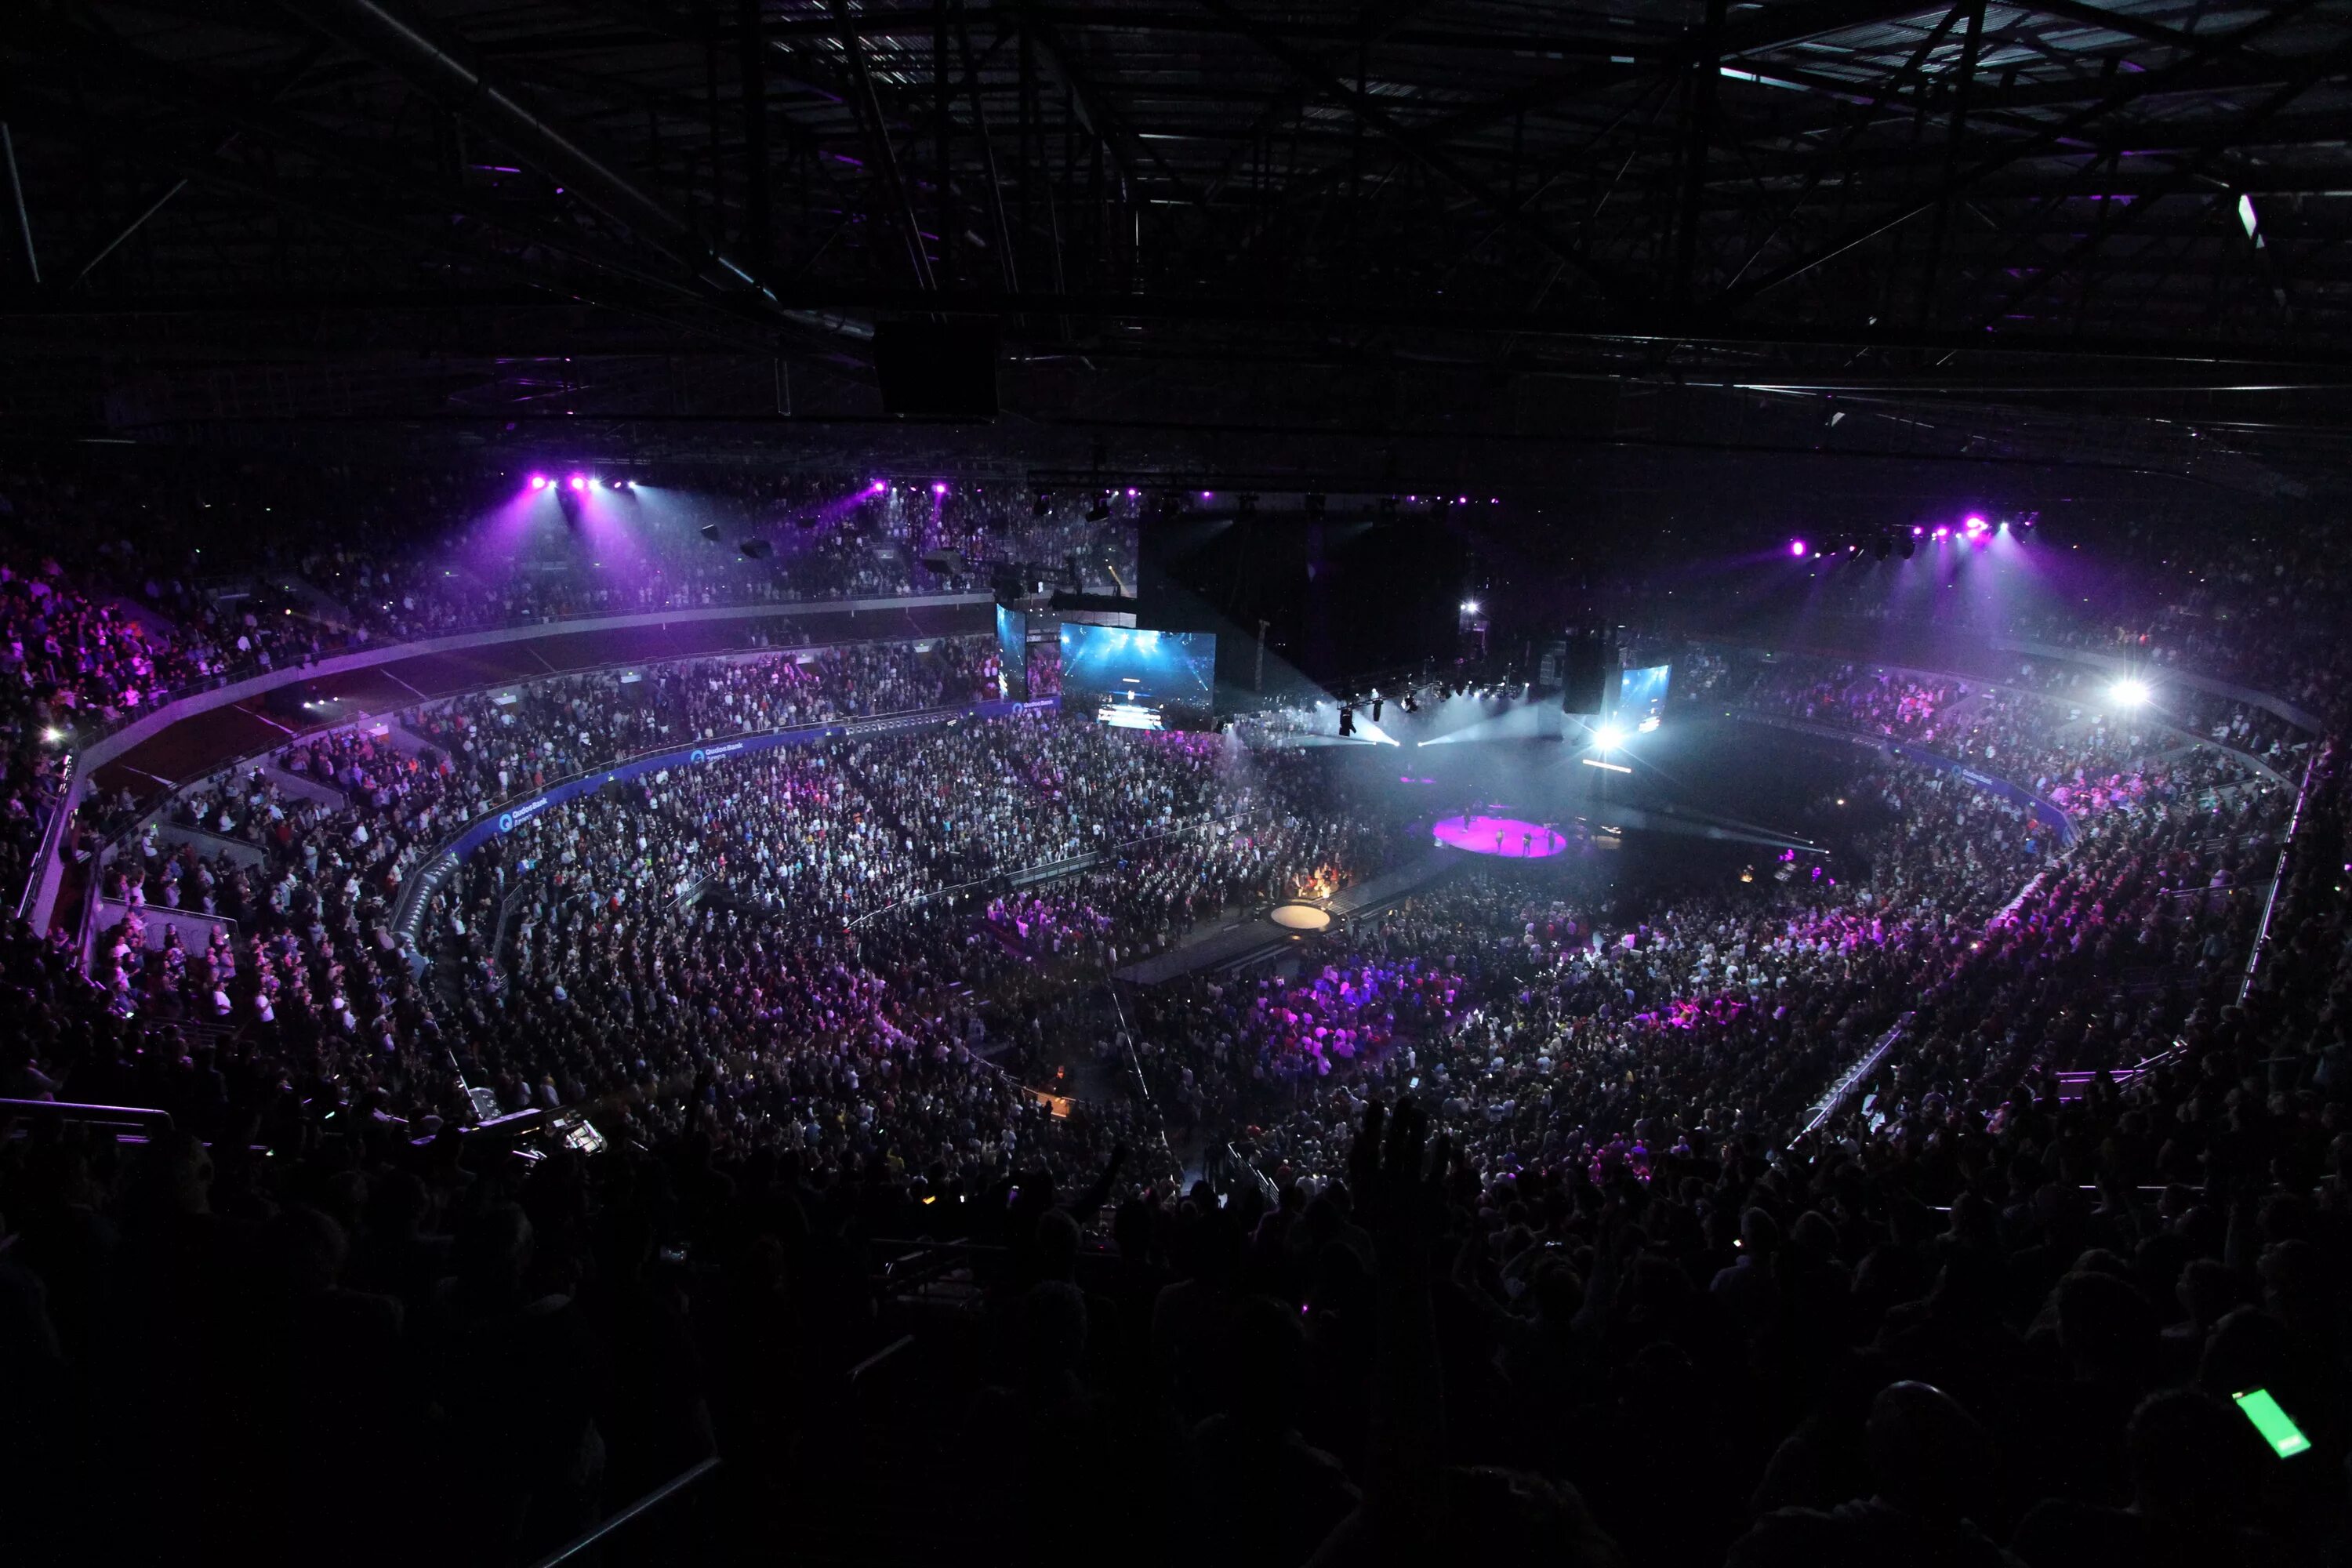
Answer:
[{"left": 0, "top": 480, "right": 2347, "bottom": 1567}]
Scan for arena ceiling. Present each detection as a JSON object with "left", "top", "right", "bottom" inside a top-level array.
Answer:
[{"left": 4, "top": 0, "right": 2352, "bottom": 492}]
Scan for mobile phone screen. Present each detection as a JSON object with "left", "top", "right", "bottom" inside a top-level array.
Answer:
[{"left": 2234, "top": 1388, "right": 2313, "bottom": 1458}]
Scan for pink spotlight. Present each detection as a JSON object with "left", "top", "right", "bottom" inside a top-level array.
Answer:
[
  {"left": 1126, "top": 488, "right": 1138, "bottom": 497},
  {"left": 1789, "top": 538, "right": 1808, "bottom": 557},
  {"left": 567, "top": 474, "right": 588, "bottom": 492},
  {"left": 1963, "top": 514, "right": 1988, "bottom": 532},
  {"left": 1933, "top": 525, "right": 1951, "bottom": 539},
  {"left": 1911, "top": 524, "right": 1925, "bottom": 536},
  {"left": 527, "top": 473, "right": 549, "bottom": 491}
]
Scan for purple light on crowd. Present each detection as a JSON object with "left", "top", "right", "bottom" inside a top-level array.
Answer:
[
  {"left": 527, "top": 473, "right": 549, "bottom": 491},
  {"left": 1789, "top": 538, "right": 1808, "bottom": 557},
  {"left": 567, "top": 474, "right": 588, "bottom": 493}
]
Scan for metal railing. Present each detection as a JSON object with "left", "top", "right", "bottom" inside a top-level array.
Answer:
[
  {"left": 523, "top": 1455, "right": 720, "bottom": 1568},
  {"left": 2242, "top": 743, "right": 2326, "bottom": 1003},
  {"left": 0, "top": 1098, "right": 176, "bottom": 1138},
  {"left": 1794, "top": 1013, "right": 1912, "bottom": 1140}
]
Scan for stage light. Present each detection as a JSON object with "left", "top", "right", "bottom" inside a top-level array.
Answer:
[
  {"left": 1126, "top": 487, "right": 1138, "bottom": 497},
  {"left": 1593, "top": 720, "right": 1628, "bottom": 751},
  {"left": 1963, "top": 514, "right": 1988, "bottom": 533},
  {"left": 931, "top": 481, "right": 948, "bottom": 496},
  {"left": 1461, "top": 599, "right": 1480, "bottom": 614},
  {"left": 527, "top": 473, "right": 550, "bottom": 491},
  {"left": 40, "top": 725, "right": 64, "bottom": 744},
  {"left": 2111, "top": 677, "right": 2152, "bottom": 706},
  {"left": 1911, "top": 525, "right": 1925, "bottom": 536},
  {"left": 1789, "top": 538, "right": 1807, "bottom": 557},
  {"left": 1933, "top": 526, "right": 1951, "bottom": 539},
  {"left": 567, "top": 474, "right": 587, "bottom": 492}
]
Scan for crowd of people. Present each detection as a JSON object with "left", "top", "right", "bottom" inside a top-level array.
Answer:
[{"left": 2, "top": 471, "right": 2349, "bottom": 1566}]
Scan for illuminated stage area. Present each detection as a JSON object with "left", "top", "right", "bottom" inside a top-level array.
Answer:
[{"left": 1432, "top": 815, "right": 1570, "bottom": 858}]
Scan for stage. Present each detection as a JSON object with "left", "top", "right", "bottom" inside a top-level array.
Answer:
[{"left": 1431, "top": 814, "right": 1572, "bottom": 858}]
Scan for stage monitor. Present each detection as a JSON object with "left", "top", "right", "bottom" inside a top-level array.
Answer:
[
  {"left": 1615, "top": 663, "right": 1671, "bottom": 733},
  {"left": 1060, "top": 624, "right": 1216, "bottom": 731},
  {"left": 996, "top": 604, "right": 1029, "bottom": 700}
]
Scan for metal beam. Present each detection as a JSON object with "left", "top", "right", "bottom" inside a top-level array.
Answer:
[
  {"left": 1965, "top": 34, "right": 2352, "bottom": 330},
  {"left": 1191, "top": 0, "right": 1634, "bottom": 307},
  {"left": 1671, "top": 0, "right": 1730, "bottom": 307},
  {"left": 1715, "top": 0, "right": 2325, "bottom": 309},
  {"left": 13, "top": 282, "right": 2349, "bottom": 372},
  {"left": 296, "top": 0, "right": 869, "bottom": 342},
  {"left": 737, "top": 0, "right": 772, "bottom": 277},
  {"left": 830, "top": 0, "right": 938, "bottom": 290},
  {"left": 1, "top": 123, "right": 38, "bottom": 286}
]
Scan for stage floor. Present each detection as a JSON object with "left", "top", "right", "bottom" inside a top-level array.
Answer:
[{"left": 1432, "top": 815, "right": 1570, "bottom": 858}]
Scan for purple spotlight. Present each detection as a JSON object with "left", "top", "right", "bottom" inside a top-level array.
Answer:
[
  {"left": 867, "top": 479, "right": 886, "bottom": 492},
  {"left": 1201, "top": 490, "right": 1214, "bottom": 500},
  {"left": 1933, "top": 525, "right": 1951, "bottom": 539},
  {"left": 527, "top": 473, "right": 549, "bottom": 491},
  {"left": 1911, "top": 524, "right": 1924, "bottom": 536},
  {"left": 567, "top": 474, "right": 588, "bottom": 492},
  {"left": 1789, "top": 538, "right": 1808, "bottom": 557},
  {"left": 1963, "top": 514, "right": 1988, "bottom": 532},
  {"left": 1126, "top": 487, "right": 1138, "bottom": 497},
  {"left": 931, "top": 481, "right": 948, "bottom": 496}
]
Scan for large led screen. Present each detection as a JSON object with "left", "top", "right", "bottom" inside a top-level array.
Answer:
[
  {"left": 1058, "top": 624, "right": 1217, "bottom": 730},
  {"left": 1615, "top": 663, "right": 1671, "bottom": 733}
]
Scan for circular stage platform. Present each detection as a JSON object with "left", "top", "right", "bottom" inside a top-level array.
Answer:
[
  {"left": 1270, "top": 902, "right": 1334, "bottom": 931},
  {"left": 1433, "top": 815, "right": 1571, "bottom": 858}
]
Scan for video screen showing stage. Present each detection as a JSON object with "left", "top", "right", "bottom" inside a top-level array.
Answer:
[
  {"left": 1059, "top": 624, "right": 1216, "bottom": 730},
  {"left": 1617, "top": 663, "right": 1671, "bottom": 732},
  {"left": 996, "top": 604, "right": 1029, "bottom": 700}
]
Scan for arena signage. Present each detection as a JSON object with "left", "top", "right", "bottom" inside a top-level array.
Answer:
[{"left": 497, "top": 796, "right": 554, "bottom": 834}]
